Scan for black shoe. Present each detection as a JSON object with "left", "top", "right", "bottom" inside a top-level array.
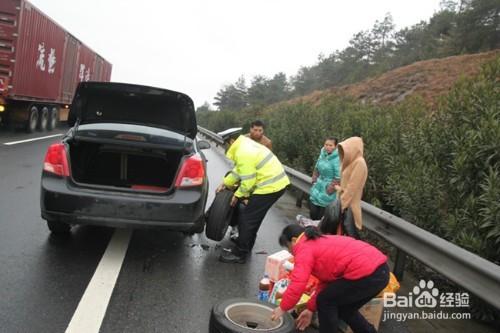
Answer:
[{"left": 219, "top": 250, "right": 246, "bottom": 264}]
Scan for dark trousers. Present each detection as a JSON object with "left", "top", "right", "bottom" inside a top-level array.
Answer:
[
  {"left": 230, "top": 201, "right": 246, "bottom": 227},
  {"left": 236, "top": 189, "right": 286, "bottom": 254},
  {"left": 317, "top": 263, "right": 389, "bottom": 333},
  {"left": 309, "top": 201, "right": 325, "bottom": 220}
]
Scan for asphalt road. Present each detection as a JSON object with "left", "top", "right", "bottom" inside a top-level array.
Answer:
[
  {"left": 0, "top": 128, "right": 112, "bottom": 332},
  {"left": 0, "top": 128, "right": 490, "bottom": 333},
  {"left": 0, "top": 128, "right": 315, "bottom": 333}
]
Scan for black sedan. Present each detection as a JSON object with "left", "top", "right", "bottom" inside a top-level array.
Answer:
[{"left": 41, "top": 82, "right": 211, "bottom": 234}]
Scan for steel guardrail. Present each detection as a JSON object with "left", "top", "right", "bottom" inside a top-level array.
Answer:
[
  {"left": 198, "top": 126, "right": 500, "bottom": 310},
  {"left": 198, "top": 126, "right": 224, "bottom": 145}
]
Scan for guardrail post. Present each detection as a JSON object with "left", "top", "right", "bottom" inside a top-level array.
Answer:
[{"left": 393, "top": 249, "right": 407, "bottom": 281}]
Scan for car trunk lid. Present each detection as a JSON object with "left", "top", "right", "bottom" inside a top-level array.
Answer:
[{"left": 68, "top": 82, "right": 197, "bottom": 139}]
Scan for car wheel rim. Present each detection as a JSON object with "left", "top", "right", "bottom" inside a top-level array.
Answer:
[{"left": 224, "top": 302, "right": 283, "bottom": 331}]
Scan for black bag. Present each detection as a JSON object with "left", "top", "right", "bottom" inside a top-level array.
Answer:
[{"left": 319, "top": 199, "right": 360, "bottom": 239}]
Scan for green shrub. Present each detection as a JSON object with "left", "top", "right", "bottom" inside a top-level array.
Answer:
[{"left": 198, "top": 57, "right": 499, "bottom": 264}]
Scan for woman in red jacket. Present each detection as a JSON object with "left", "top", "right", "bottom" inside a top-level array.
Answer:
[{"left": 271, "top": 225, "right": 389, "bottom": 333}]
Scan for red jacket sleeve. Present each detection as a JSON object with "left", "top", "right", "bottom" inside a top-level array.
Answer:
[{"left": 279, "top": 245, "right": 314, "bottom": 311}]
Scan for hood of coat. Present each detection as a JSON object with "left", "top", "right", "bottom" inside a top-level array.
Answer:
[
  {"left": 320, "top": 147, "right": 339, "bottom": 160},
  {"left": 338, "top": 137, "right": 364, "bottom": 168}
]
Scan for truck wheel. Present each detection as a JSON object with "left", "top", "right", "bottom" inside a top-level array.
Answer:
[
  {"left": 209, "top": 298, "right": 295, "bottom": 333},
  {"left": 27, "top": 106, "right": 39, "bottom": 133},
  {"left": 47, "top": 107, "right": 58, "bottom": 130},
  {"left": 38, "top": 107, "right": 49, "bottom": 131},
  {"left": 47, "top": 220, "right": 71, "bottom": 234},
  {"left": 205, "top": 189, "right": 234, "bottom": 241}
]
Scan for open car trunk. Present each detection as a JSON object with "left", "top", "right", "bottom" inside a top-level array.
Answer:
[{"left": 69, "top": 140, "right": 184, "bottom": 192}]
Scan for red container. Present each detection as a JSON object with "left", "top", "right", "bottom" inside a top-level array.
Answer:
[{"left": 0, "top": 0, "right": 112, "bottom": 105}]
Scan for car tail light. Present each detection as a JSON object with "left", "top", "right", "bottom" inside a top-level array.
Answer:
[
  {"left": 43, "top": 143, "right": 70, "bottom": 177},
  {"left": 175, "top": 154, "right": 205, "bottom": 188}
]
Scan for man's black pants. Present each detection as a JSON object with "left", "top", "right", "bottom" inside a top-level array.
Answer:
[
  {"left": 236, "top": 188, "right": 286, "bottom": 255},
  {"left": 317, "top": 263, "right": 389, "bottom": 333}
]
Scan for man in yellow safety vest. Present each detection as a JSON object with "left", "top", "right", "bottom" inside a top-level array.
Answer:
[{"left": 217, "top": 127, "right": 290, "bottom": 264}]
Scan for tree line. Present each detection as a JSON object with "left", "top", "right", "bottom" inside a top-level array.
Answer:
[{"left": 197, "top": 0, "right": 499, "bottom": 112}]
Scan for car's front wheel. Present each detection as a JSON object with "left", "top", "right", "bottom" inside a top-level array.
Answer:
[{"left": 47, "top": 220, "right": 71, "bottom": 234}]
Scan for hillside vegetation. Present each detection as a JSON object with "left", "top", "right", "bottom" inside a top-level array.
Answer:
[
  {"left": 286, "top": 50, "right": 499, "bottom": 107},
  {"left": 197, "top": 1, "right": 499, "bottom": 319},
  {"left": 198, "top": 55, "right": 500, "bottom": 267}
]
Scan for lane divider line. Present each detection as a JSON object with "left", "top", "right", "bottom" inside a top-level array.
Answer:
[
  {"left": 66, "top": 229, "right": 132, "bottom": 333},
  {"left": 3, "top": 133, "right": 63, "bottom": 145}
]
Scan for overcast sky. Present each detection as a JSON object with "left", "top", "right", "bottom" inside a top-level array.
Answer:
[{"left": 30, "top": 0, "right": 442, "bottom": 107}]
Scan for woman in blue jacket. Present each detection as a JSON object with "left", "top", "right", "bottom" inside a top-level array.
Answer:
[{"left": 309, "top": 137, "right": 341, "bottom": 220}]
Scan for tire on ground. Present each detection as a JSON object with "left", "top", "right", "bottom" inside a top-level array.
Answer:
[
  {"left": 209, "top": 298, "right": 295, "bottom": 333},
  {"left": 205, "top": 189, "right": 234, "bottom": 241},
  {"left": 47, "top": 220, "right": 71, "bottom": 234}
]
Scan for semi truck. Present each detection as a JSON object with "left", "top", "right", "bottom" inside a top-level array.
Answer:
[{"left": 0, "top": 0, "right": 112, "bottom": 132}]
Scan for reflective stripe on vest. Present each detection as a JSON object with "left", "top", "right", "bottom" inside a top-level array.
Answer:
[
  {"left": 256, "top": 152, "right": 274, "bottom": 170},
  {"left": 240, "top": 173, "right": 256, "bottom": 180},
  {"left": 256, "top": 171, "right": 287, "bottom": 188}
]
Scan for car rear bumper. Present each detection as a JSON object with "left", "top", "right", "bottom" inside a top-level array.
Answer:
[
  {"left": 41, "top": 173, "right": 208, "bottom": 231},
  {"left": 41, "top": 210, "right": 205, "bottom": 230}
]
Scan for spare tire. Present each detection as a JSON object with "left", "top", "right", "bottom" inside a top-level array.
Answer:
[
  {"left": 205, "top": 189, "right": 235, "bottom": 241},
  {"left": 209, "top": 298, "right": 295, "bottom": 333}
]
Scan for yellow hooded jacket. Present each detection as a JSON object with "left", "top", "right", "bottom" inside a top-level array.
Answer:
[{"left": 224, "top": 135, "right": 290, "bottom": 198}]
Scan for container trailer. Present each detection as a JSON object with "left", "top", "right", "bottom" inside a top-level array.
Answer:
[{"left": 0, "top": 0, "right": 112, "bottom": 132}]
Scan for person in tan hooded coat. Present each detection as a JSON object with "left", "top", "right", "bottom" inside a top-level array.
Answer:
[{"left": 334, "top": 137, "right": 368, "bottom": 236}]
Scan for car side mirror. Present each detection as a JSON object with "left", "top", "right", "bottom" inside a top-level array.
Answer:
[{"left": 198, "top": 140, "right": 211, "bottom": 150}]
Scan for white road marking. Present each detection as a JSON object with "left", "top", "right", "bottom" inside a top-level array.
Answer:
[
  {"left": 66, "top": 229, "right": 132, "bottom": 333},
  {"left": 3, "top": 133, "right": 63, "bottom": 145}
]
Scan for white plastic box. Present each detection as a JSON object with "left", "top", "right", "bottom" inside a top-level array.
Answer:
[{"left": 265, "top": 250, "right": 293, "bottom": 282}]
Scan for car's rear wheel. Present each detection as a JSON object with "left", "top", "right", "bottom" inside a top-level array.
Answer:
[
  {"left": 184, "top": 216, "right": 206, "bottom": 236},
  {"left": 209, "top": 298, "right": 295, "bottom": 333},
  {"left": 205, "top": 189, "right": 234, "bottom": 241},
  {"left": 47, "top": 220, "right": 71, "bottom": 234}
]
